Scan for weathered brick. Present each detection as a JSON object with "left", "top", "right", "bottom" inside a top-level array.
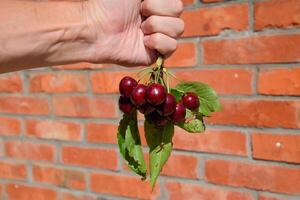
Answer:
[
  {"left": 5, "top": 141, "right": 55, "bottom": 162},
  {"left": 90, "top": 173, "right": 159, "bottom": 199},
  {"left": 205, "top": 159, "right": 300, "bottom": 194},
  {"left": 202, "top": 34, "right": 300, "bottom": 64},
  {"left": 252, "top": 132, "right": 300, "bottom": 164},
  {"left": 29, "top": 73, "right": 87, "bottom": 93},
  {"left": 0, "top": 74, "right": 22, "bottom": 93},
  {"left": 0, "top": 160, "right": 26, "bottom": 180},
  {"left": 0, "top": 117, "right": 21, "bottom": 136},
  {"left": 255, "top": 0, "right": 300, "bottom": 30},
  {"left": 6, "top": 184, "right": 57, "bottom": 200},
  {"left": 258, "top": 67, "right": 300, "bottom": 96},
  {"left": 33, "top": 165, "right": 86, "bottom": 190},
  {"left": 86, "top": 123, "right": 117, "bottom": 144},
  {"left": 182, "top": 4, "right": 248, "bottom": 37},
  {"left": 61, "top": 146, "right": 118, "bottom": 170},
  {"left": 26, "top": 119, "right": 81, "bottom": 141}
]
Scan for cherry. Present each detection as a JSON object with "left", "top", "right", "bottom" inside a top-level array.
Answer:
[
  {"left": 138, "top": 103, "right": 155, "bottom": 115},
  {"left": 119, "top": 76, "right": 138, "bottom": 98},
  {"left": 131, "top": 84, "right": 147, "bottom": 106},
  {"left": 158, "top": 93, "right": 176, "bottom": 116},
  {"left": 119, "top": 96, "right": 134, "bottom": 114},
  {"left": 148, "top": 111, "right": 168, "bottom": 127},
  {"left": 182, "top": 92, "right": 200, "bottom": 110},
  {"left": 147, "top": 83, "right": 167, "bottom": 106},
  {"left": 171, "top": 103, "right": 186, "bottom": 123}
]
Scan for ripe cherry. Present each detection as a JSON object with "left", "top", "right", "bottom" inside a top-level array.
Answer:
[
  {"left": 131, "top": 84, "right": 147, "bottom": 106},
  {"left": 148, "top": 111, "right": 169, "bottom": 127},
  {"left": 147, "top": 83, "right": 167, "bottom": 106},
  {"left": 171, "top": 103, "right": 186, "bottom": 123},
  {"left": 119, "top": 76, "right": 138, "bottom": 98},
  {"left": 119, "top": 96, "right": 134, "bottom": 114},
  {"left": 182, "top": 92, "right": 200, "bottom": 110},
  {"left": 158, "top": 93, "right": 176, "bottom": 116},
  {"left": 138, "top": 103, "right": 155, "bottom": 115}
]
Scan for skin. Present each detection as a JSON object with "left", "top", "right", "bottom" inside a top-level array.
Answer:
[{"left": 0, "top": 0, "right": 184, "bottom": 73}]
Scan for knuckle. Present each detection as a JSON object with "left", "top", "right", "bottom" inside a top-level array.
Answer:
[
  {"left": 147, "top": 16, "right": 157, "bottom": 31},
  {"left": 178, "top": 18, "right": 185, "bottom": 35},
  {"left": 173, "top": 0, "right": 184, "bottom": 16}
]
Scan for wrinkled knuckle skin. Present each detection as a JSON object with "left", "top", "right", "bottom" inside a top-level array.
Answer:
[
  {"left": 147, "top": 16, "right": 157, "bottom": 32},
  {"left": 174, "top": 0, "right": 184, "bottom": 16}
]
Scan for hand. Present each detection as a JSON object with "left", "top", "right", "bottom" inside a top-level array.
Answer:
[{"left": 85, "top": 0, "right": 184, "bottom": 66}]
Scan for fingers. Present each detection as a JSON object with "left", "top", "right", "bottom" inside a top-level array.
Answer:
[
  {"left": 141, "top": 0, "right": 184, "bottom": 17},
  {"left": 141, "top": 16, "right": 184, "bottom": 38},
  {"left": 144, "top": 33, "right": 177, "bottom": 56}
]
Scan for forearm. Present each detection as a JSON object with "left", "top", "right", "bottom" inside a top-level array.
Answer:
[{"left": 0, "top": 0, "right": 94, "bottom": 73}]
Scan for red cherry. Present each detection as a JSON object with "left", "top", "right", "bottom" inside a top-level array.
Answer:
[
  {"left": 171, "top": 103, "right": 186, "bottom": 123},
  {"left": 148, "top": 111, "right": 168, "bottom": 127},
  {"left": 158, "top": 93, "right": 176, "bottom": 116},
  {"left": 119, "top": 76, "right": 138, "bottom": 98},
  {"left": 147, "top": 83, "right": 167, "bottom": 105},
  {"left": 119, "top": 96, "right": 134, "bottom": 114},
  {"left": 138, "top": 103, "right": 155, "bottom": 115},
  {"left": 182, "top": 92, "right": 200, "bottom": 110},
  {"left": 131, "top": 84, "right": 147, "bottom": 106}
]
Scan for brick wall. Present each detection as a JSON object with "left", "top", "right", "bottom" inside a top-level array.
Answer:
[{"left": 0, "top": 0, "right": 299, "bottom": 199}]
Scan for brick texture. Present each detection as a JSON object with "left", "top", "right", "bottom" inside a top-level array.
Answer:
[{"left": 0, "top": 1, "right": 299, "bottom": 200}]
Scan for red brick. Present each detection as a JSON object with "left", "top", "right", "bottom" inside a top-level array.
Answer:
[
  {"left": 86, "top": 123, "right": 117, "bottom": 144},
  {"left": 205, "top": 160, "right": 300, "bottom": 194},
  {"left": 258, "top": 67, "right": 300, "bottom": 96},
  {"left": 53, "top": 96, "right": 117, "bottom": 118},
  {"left": 161, "top": 153, "right": 198, "bottom": 179},
  {"left": 202, "top": 34, "right": 300, "bottom": 64},
  {"left": 174, "top": 68, "right": 253, "bottom": 95},
  {"left": 0, "top": 74, "right": 22, "bottom": 93},
  {"left": 182, "top": 0, "right": 194, "bottom": 5},
  {"left": 255, "top": 0, "right": 300, "bottom": 30},
  {"left": 91, "top": 71, "right": 136, "bottom": 94},
  {"left": 252, "top": 133, "right": 300, "bottom": 164},
  {"left": 0, "top": 96, "right": 49, "bottom": 115},
  {"left": 6, "top": 184, "right": 57, "bottom": 200},
  {"left": 166, "top": 181, "right": 254, "bottom": 200},
  {"left": 53, "top": 62, "right": 111, "bottom": 70},
  {"left": 0, "top": 117, "right": 21, "bottom": 136},
  {"left": 174, "top": 128, "right": 247, "bottom": 156},
  {"left": 29, "top": 73, "right": 87, "bottom": 93},
  {"left": 61, "top": 193, "right": 96, "bottom": 200},
  {"left": 0, "top": 184, "right": 2, "bottom": 200},
  {"left": 182, "top": 4, "right": 248, "bottom": 37},
  {"left": 33, "top": 165, "right": 86, "bottom": 190},
  {"left": 61, "top": 146, "right": 118, "bottom": 170},
  {"left": 90, "top": 173, "right": 159, "bottom": 199},
  {"left": 209, "top": 99, "right": 300, "bottom": 129},
  {"left": 165, "top": 43, "right": 197, "bottom": 67},
  {"left": 5, "top": 141, "right": 55, "bottom": 162},
  {"left": 259, "top": 194, "right": 288, "bottom": 200},
  {"left": 0, "top": 160, "right": 26, "bottom": 180},
  {"left": 26, "top": 119, "right": 81, "bottom": 141}
]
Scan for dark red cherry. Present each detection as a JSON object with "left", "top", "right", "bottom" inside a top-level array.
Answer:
[
  {"left": 147, "top": 83, "right": 167, "bottom": 106},
  {"left": 148, "top": 111, "right": 168, "bottom": 127},
  {"left": 131, "top": 84, "right": 147, "bottom": 106},
  {"left": 171, "top": 103, "right": 186, "bottom": 123},
  {"left": 119, "top": 96, "right": 134, "bottom": 114},
  {"left": 138, "top": 103, "right": 155, "bottom": 115},
  {"left": 182, "top": 92, "right": 200, "bottom": 110},
  {"left": 119, "top": 76, "right": 138, "bottom": 98},
  {"left": 158, "top": 93, "right": 176, "bottom": 116}
]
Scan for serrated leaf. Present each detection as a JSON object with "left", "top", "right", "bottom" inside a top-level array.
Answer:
[
  {"left": 176, "top": 81, "right": 221, "bottom": 116},
  {"left": 144, "top": 120, "right": 174, "bottom": 189},
  {"left": 177, "top": 109, "right": 205, "bottom": 133},
  {"left": 117, "top": 111, "right": 147, "bottom": 179},
  {"left": 170, "top": 88, "right": 183, "bottom": 102}
]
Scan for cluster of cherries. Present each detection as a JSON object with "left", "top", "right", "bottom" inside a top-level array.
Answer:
[{"left": 118, "top": 76, "right": 200, "bottom": 126}]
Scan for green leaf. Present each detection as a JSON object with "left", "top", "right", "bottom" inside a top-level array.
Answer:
[
  {"left": 170, "top": 88, "right": 183, "bottom": 102},
  {"left": 177, "top": 109, "right": 205, "bottom": 133},
  {"left": 117, "top": 111, "right": 147, "bottom": 179},
  {"left": 176, "top": 81, "right": 221, "bottom": 116},
  {"left": 144, "top": 120, "right": 174, "bottom": 189}
]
